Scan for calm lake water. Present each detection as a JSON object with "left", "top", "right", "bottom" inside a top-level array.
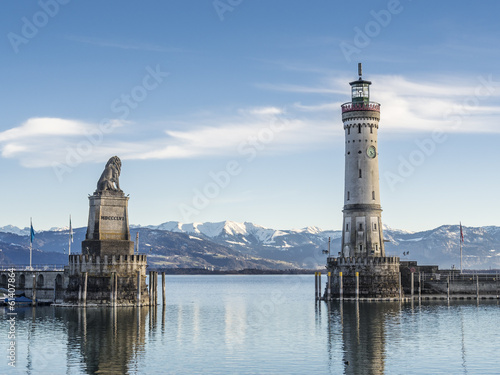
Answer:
[{"left": 1, "top": 275, "right": 499, "bottom": 374}]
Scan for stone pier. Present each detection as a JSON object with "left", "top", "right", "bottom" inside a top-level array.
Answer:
[{"left": 325, "top": 256, "right": 401, "bottom": 299}]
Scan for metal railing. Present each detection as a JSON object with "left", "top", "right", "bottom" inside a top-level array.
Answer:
[
  {"left": 0, "top": 264, "right": 66, "bottom": 271},
  {"left": 341, "top": 101, "right": 380, "bottom": 113}
]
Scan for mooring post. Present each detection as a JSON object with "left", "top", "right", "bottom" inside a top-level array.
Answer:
[
  {"left": 447, "top": 276, "right": 450, "bottom": 300},
  {"left": 154, "top": 272, "right": 158, "bottom": 305},
  {"left": 314, "top": 272, "right": 318, "bottom": 300},
  {"left": 318, "top": 272, "right": 322, "bottom": 300},
  {"left": 162, "top": 272, "right": 166, "bottom": 306},
  {"left": 152, "top": 271, "right": 156, "bottom": 306},
  {"left": 327, "top": 272, "right": 331, "bottom": 301},
  {"left": 418, "top": 272, "right": 422, "bottom": 301},
  {"left": 114, "top": 272, "right": 118, "bottom": 307},
  {"left": 398, "top": 272, "right": 402, "bottom": 301},
  {"left": 355, "top": 272, "right": 359, "bottom": 300},
  {"left": 339, "top": 272, "right": 343, "bottom": 300},
  {"left": 32, "top": 273, "right": 37, "bottom": 307},
  {"left": 137, "top": 271, "right": 141, "bottom": 307},
  {"left": 148, "top": 271, "right": 151, "bottom": 306},
  {"left": 411, "top": 271, "right": 414, "bottom": 300},
  {"left": 83, "top": 272, "right": 88, "bottom": 307},
  {"left": 476, "top": 275, "right": 479, "bottom": 300}
]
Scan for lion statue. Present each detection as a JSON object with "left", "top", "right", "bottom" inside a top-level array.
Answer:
[{"left": 96, "top": 156, "right": 122, "bottom": 192}]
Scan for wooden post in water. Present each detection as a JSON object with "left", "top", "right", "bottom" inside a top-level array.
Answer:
[
  {"left": 447, "top": 276, "right": 450, "bottom": 300},
  {"left": 339, "top": 272, "right": 343, "bottom": 300},
  {"left": 398, "top": 272, "right": 402, "bottom": 301},
  {"left": 83, "top": 272, "right": 88, "bottom": 307},
  {"left": 418, "top": 272, "right": 422, "bottom": 301},
  {"left": 137, "top": 271, "right": 141, "bottom": 307},
  {"left": 318, "top": 272, "right": 322, "bottom": 300},
  {"left": 148, "top": 271, "right": 151, "bottom": 306},
  {"left": 151, "top": 271, "right": 155, "bottom": 306},
  {"left": 32, "top": 273, "right": 37, "bottom": 307},
  {"left": 114, "top": 273, "right": 118, "bottom": 307},
  {"left": 151, "top": 271, "right": 154, "bottom": 305},
  {"left": 355, "top": 272, "right": 359, "bottom": 300},
  {"left": 327, "top": 272, "right": 331, "bottom": 301},
  {"left": 314, "top": 272, "right": 318, "bottom": 300},
  {"left": 476, "top": 275, "right": 479, "bottom": 300},
  {"left": 154, "top": 272, "right": 158, "bottom": 305},
  {"left": 162, "top": 272, "right": 166, "bottom": 306},
  {"left": 411, "top": 272, "right": 414, "bottom": 300}
]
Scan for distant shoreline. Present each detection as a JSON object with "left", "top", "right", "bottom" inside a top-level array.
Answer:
[{"left": 147, "top": 268, "right": 319, "bottom": 275}]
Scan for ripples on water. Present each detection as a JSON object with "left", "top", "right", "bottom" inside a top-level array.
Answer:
[{"left": 1, "top": 275, "right": 499, "bottom": 374}]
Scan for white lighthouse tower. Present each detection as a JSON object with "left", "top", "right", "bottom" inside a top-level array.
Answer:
[
  {"left": 324, "top": 64, "right": 400, "bottom": 300},
  {"left": 340, "top": 63, "right": 385, "bottom": 258}
]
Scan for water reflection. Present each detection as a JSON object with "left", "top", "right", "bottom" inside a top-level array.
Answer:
[
  {"left": 61, "top": 306, "right": 149, "bottom": 374},
  {"left": 325, "top": 301, "right": 400, "bottom": 375}
]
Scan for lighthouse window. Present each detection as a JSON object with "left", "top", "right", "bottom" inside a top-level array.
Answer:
[
  {"left": 348, "top": 127, "right": 350, "bottom": 135},
  {"left": 370, "top": 126, "right": 373, "bottom": 134},
  {"left": 372, "top": 191, "right": 375, "bottom": 200},
  {"left": 373, "top": 223, "right": 377, "bottom": 230},
  {"left": 359, "top": 223, "right": 363, "bottom": 231},
  {"left": 358, "top": 124, "right": 361, "bottom": 133},
  {"left": 347, "top": 191, "right": 350, "bottom": 200},
  {"left": 359, "top": 245, "right": 363, "bottom": 252},
  {"left": 375, "top": 244, "right": 378, "bottom": 251},
  {"left": 346, "top": 223, "right": 349, "bottom": 231},
  {"left": 359, "top": 169, "right": 362, "bottom": 178}
]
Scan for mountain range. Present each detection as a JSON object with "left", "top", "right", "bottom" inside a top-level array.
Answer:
[{"left": 1, "top": 221, "right": 499, "bottom": 270}]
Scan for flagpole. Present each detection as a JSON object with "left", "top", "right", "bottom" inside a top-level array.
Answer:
[
  {"left": 460, "top": 235, "right": 462, "bottom": 274},
  {"left": 69, "top": 215, "right": 72, "bottom": 256},
  {"left": 29, "top": 217, "right": 33, "bottom": 270},
  {"left": 460, "top": 221, "right": 463, "bottom": 274}
]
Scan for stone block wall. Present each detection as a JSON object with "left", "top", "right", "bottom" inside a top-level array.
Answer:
[
  {"left": 326, "top": 256, "right": 401, "bottom": 299},
  {"left": 64, "top": 254, "right": 149, "bottom": 306}
]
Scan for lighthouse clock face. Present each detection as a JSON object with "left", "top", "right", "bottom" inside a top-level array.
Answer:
[{"left": 367, "top": 145, "right": 376, "bottom": 158}]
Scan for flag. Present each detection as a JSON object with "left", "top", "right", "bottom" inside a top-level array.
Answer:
[
  {"left": 30, "top": 218, "right": 35, "bottom": 245},
  {"left": 460, "top": 222, "right": 464, "bottom": 243},
  {"left": 69, "top": 215, "right": 74, "bottom": 243}
]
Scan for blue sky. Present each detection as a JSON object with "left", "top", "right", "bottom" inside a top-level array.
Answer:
[{"left": 1, "top": 0, "right": 500, "bottom": 232}]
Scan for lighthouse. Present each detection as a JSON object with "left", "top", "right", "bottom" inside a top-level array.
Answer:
[
  {"left": 324, "top": 64, "right": 400, "bottom": 300},
  {"left": 340, "top": 63, "right": 385, "bottom": 258}
]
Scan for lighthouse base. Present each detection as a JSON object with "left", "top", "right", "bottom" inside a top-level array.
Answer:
[{"left": 325, "top": 256, "right": 401, "bottom": 299}]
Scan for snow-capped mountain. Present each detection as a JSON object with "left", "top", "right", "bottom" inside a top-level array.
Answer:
[
  {"left": 132, "top": 221, "right": 342, "bottom": 267},
  {"left": 0, "top": 225, "right": 29, "bottom": 236},
  {"left": 131, "top": 221, "right": 500, "bottom": 269},
  {"left": 1, "top": 221, "right": 500, "bottom": 270}
]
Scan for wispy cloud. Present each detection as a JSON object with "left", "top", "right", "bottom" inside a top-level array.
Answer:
[
  {"left": 261, "top": 74, "right": 500, "bottom": 133},
  {"left": 0, "top": 108, "right": 337, "bottom": 168},
  {"left": 0, "top": 118, "right": 125, "bottom": 167},
  {"left": 2, "top": 74, "right": 500, "bottom": 169}
]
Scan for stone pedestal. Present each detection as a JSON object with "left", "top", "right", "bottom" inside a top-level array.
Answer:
[
  {"left": 326, "top": 256, "right": 401, "bottom": 299},
  {"left": 82, "top": 190, "right": 134, "bottom": 257}
]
